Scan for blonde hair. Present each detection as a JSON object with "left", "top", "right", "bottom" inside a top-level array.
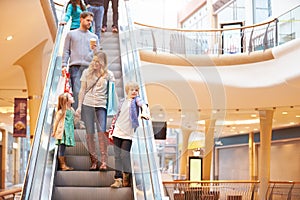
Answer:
[
  {"left": 125, "top": 81, "right": 140, "bottom": 94},
  {"left": 86, "top": 51, "right": 108, "bottom": 79}
]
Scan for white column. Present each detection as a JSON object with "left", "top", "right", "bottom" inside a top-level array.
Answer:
[
  {"left": 203, "top": 119, "right": 216, "bottom": 180},
  {"left": 258, "top": 110, "right": 274, "bottom": 199},
  {"left": 179, "top": 128, "right": 192, "bottom": 179}
]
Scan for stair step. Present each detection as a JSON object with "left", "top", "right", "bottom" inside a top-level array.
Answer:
[
  {"left": 64, "top": 155, "right": 115, "bottom": 171},
  {"left": 52, "top": 186, "right": 133, "bottom": 200},
  {"left": 55, "top": 171, "right": 115, "bottom": 187},
  {"left": 66, "top": 139, "right": 114, "bottom": 155}
]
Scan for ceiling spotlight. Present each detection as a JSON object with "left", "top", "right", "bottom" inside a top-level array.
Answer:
[
  {"left": 282, "top": 111, "right": 288, "bottom": 115},
  {"left": 6, "top": 35, "right": 13, "bottom": 41}
]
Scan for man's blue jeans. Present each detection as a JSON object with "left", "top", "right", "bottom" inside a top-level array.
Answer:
[
  {"left": 88, "top": 6, "right": 104, "bottom": 41},
  {"left": 69, "top": 65, "right": 88, "bottom": 110}
]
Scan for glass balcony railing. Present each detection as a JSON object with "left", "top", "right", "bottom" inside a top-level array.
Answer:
[{"left": 133, "top": 5, "right": 300, "bottom": 56}]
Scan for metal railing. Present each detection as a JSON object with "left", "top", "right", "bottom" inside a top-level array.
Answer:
[
  {"left": 163, "top": 180, "right": 300, "bottom": 200},
  {"left": 266, "top": 181, "right": 300, "bottom": 200},
  {"left": 163, "top": 180, "right": 259, "bottom": 200},
  {"left": 133, "top": 4, "right": 300, "bottom": 57}
]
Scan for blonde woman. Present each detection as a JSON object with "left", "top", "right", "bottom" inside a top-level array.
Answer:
[{"left": 76, "top": 51, "right": 115, "bottom": 171}]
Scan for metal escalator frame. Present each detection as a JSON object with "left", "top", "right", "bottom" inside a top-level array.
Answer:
[
  {"left": 118, "top": 1, "right": 165, "bottom": 199},
  {"left": 21, "top": 2, "right": 68, "bottom": 199},
  {"left": 21, "top": 24, "right": 66, "bottom": 200}
]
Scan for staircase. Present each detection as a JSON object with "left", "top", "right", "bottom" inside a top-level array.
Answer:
[{"left": 51, "top": 6, "right": 129, "bottom": 200}]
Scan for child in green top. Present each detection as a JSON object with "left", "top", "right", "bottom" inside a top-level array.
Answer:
[{"left": 52, "top": 93, "right": 76, "bottom": 171}]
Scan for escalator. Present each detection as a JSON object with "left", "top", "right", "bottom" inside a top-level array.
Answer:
[
  {"left": 51, "top": 25, "right": 129, "bottom": 200},
  {"left": 21, "top": 1, "right": 165, "bottom": 200}
]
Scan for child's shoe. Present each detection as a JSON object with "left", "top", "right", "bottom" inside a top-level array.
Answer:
[
  {"left": 112, "top": 26, "right": 118, "bottom": 33},
  {"left": 111, "top": 178, "right": 123, "bottom": 188},
  {"left": 123, "top": 173, "right": 131, "bottom": 187},
  {"left": 58, "top": 156, "right": 74, "bottom": 171},
  {"left": 101, "top": 26, "right": 107, "bottom": 32}
]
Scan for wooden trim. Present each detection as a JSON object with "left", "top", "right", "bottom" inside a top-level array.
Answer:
[
  {"left": 0, "top": 187, "right": 22, "bottom": 198},
  {"left": 134, "top": 18, "right": 277, "bottom": 32}
]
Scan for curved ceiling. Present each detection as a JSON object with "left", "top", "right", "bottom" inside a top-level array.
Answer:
[{"left": 141, "top": 39, "right": 300, "bottom": 137}]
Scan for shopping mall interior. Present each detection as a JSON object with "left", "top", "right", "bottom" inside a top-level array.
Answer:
[{"left": 0, "top": 0, "right": 299, "bottom": 199}]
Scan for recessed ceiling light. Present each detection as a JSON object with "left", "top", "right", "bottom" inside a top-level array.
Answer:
[
  {"left": 251, "top": 114, "right": 257, "bottom": 117},
  {"left": 296, "top": 115, "right": 300, "bottom": 118},
  {"left": 282, "top": 111, "right": 288, "bottom": 115},
  {"left": 6, "top": 35, "right": 13, "bottom": 41},
  {"left": 196, "top": 120, "right": 205, "bottom": 125}
]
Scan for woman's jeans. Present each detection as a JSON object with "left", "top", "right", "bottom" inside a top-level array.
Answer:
[{"left": 81, "top": 105, "right": 107, "bottom": 134}]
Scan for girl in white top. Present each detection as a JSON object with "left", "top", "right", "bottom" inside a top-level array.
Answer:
[{"left": 110, "top": 81, "right": 150, "bottom": 188}]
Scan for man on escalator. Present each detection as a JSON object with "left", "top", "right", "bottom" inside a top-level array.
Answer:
[{"left": 61, "top": 11, "right": 99, "bottom": 111}]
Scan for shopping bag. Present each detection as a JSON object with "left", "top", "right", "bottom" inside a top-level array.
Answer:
[
  {"left": 105, "top": 115, "right": 117, "bottom": 145},
  {"left": 52, "top": 75, "right": 66, "bottom": 105},
  {"left": 64, "top": 71, "right": 72, "bottom": 95},
  {"left": 106, "top": 81, "right": 118, "bottom": 116}
]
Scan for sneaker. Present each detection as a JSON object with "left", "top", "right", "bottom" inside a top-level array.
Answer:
[
  {"left": 101, "top": 26, "right": 107, "bottom": 32},
  {"left": 112, "top": 26, "right": 118, "bottom": 33},
  {"left": 111, "top": 178, "right": 122, "bottom": 188}
]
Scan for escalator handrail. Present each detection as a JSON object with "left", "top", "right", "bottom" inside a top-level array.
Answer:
[
  {"left": 21, "top": 2, "right": 67, "bottom": 198},
  {"left": 119, "top": 1, "right": 165, "bottom": 199}
]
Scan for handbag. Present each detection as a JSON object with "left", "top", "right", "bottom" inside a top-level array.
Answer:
[{"left": 106, "top": 81, "right": 118, "bottom": 116}]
